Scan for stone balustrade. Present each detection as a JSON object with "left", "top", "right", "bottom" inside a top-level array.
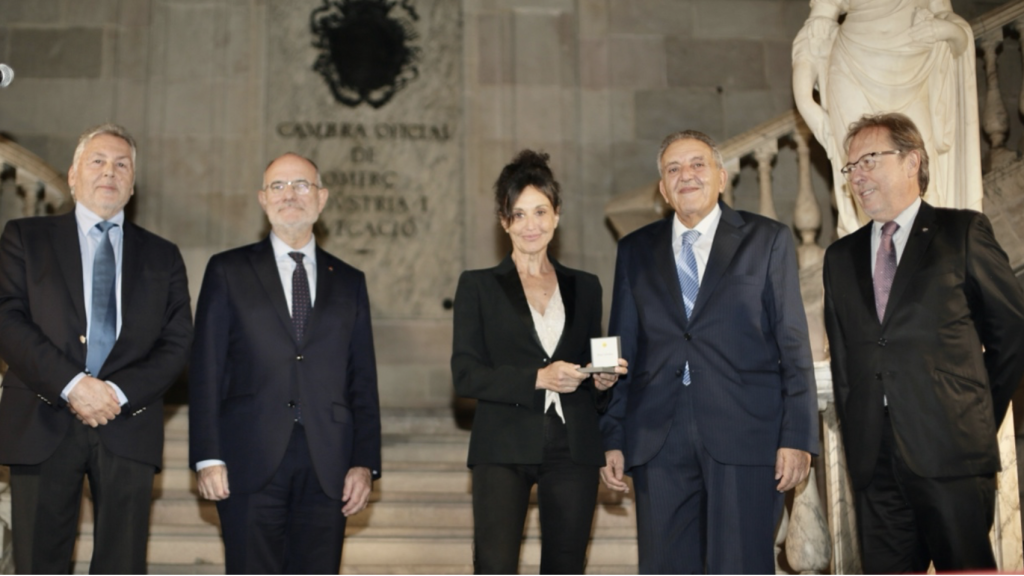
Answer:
[
  {"left": 0, "top": 138, "right": 68, "bottom": 575},
  {"left": 0, "top": 135, "right": 72, "bottom": 229}
]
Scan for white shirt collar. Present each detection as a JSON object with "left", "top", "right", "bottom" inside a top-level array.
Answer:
[
  {"left": 269, "top": 231, "right": 317, "bottom": 262},
  {"left": 672, "top": 202, "right": 722, "bottom": 241},
  {"left": 75, "top": 203, "right": 125, "bottom": 235},
  {"left": 873, "top": 197, "right": 922, "bottom": 236}
]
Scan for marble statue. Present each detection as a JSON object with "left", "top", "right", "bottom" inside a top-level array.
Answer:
[{"left": 793, "top": 0, "right": 983, "bottom": 236}]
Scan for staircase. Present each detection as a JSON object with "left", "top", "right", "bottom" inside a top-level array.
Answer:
[{"left": 68, "top": 407, "right": 639, "bottom": 574}]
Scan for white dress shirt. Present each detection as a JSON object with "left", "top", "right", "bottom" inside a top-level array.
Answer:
[
  {"left": 269, "top": 232, "right": 318, "bottom": 309},
  {"left": 870, "top": 197, "right": 921, "bottom": 271},
  {"left": 671, "top": 204, "right": 722, "bottom": 382},
  {"left": 671, "top": 203, "right": 723, "bottom": 284},
  {"left": 528, "top": 283, "right": 567, "bottom": 424},
  {"left": 61, "top": 203, "right": 128, "bottom": 406}
]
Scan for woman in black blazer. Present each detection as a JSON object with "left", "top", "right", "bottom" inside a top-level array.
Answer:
[{"left": 452, "top": 150, "right": 626, "bottom": 574}]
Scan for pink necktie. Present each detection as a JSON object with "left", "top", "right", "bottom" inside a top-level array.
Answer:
[{"left": 873, "top": 221, "right": 899, "bottom": 322}]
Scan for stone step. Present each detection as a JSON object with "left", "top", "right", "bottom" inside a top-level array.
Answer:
[
  {"left": 72, "top": 527, "right": 638, "bottom": 567},
  {"left": 79, "top": 489, "right": 636, "bottom": 530}
]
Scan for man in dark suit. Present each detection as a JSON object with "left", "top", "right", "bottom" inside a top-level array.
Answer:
[
  {"left": 823, "top": 112, "right": 1024, "bottom": 573},
  {"left": 0, "top": 123, "right": 193, "bottom": 574},
  {"left": 599, "top": 130, "right": 818, "bottom": 573},
  {"left": 189, "top": 152, "right": 382, "bottom": 574}
]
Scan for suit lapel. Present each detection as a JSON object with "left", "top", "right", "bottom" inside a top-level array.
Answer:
[
  {"left": 248, "top": 238, "right": 296, "bottom": 343},
  {"left": 693, "top": 202, "right": 744, "bottom": 318},
  {"left": 119, "top": 223, "right": 143, "bottom": 330},
  {"left": 652, "top": 218, "right": 687, "bottom": 323},
  {"left": 847, "top": 224, "right": 877, "bottom": 323},
  {"left": 495, "top": 256, "right": 545, "bottom": 351},
  {"left": 302, "top": 247, "right": 334, "bottom": 344},
  {"left": 882, "top": 203, "right": 937, "bottom": 327},
  {"left": 53, "top": 212, "right": 87, "bottom": 329},
  {"left": 551, "top": 263, "right": 576, "bottom": 357}
]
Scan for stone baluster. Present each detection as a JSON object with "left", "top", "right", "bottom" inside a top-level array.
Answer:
[
  {"left": 793, "top": 126, "right": 824, "bottom": 270},
  {"left": 753, "top": 141, "right": 778, "bottom": 220},
  {"left": 775, "top": 505, "right": 790, "bottom": 573},
  {"left": 979, "top": 31, "right": 1012, "bottom": 168},
  {"left": 1016, "top": 18, "right": 1024, "bottom": 131},
  {"left": 723, "top": 158, "right": 739, "bottom": 207},
  {"left": 787, "top": 468, "right": 832, "bottom": 574}
]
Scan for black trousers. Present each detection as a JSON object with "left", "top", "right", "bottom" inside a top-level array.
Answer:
[
  {"left": 471, "top": 411, "right": 600, "bottom": 574},
  {"left": 856, "top": 412, "right": 996, "bottom": 574},
  {"left": 9, "top": 422, "right": 155, "bottom": 575},
  {"left": 216, "top": 424, "right": 347, "bottom": 575},
  {"left": 632, "top": 379, "right": 781, "bottom": 575}
]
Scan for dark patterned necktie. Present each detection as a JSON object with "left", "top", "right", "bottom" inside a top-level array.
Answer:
[
  {"left": 873, "top": 221, "right": 899, "bottom": 322},
  {"left": 86, "top": 221, "right": 117, "bottom": 376},
  {"left": 289, "top": 252, "right": 311, "bottom": 341}
]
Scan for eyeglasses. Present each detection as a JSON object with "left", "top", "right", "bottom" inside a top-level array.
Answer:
[
  {"left": 264, "top": 179, "right": 317, "bottom": 195},
  {"left": 840, "top": 150, "right": 902, "bottom": 178}
]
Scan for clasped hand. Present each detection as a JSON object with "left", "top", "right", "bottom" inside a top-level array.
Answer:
[{"left": 67, "top": 376, "right": 121, "bottom": 427}]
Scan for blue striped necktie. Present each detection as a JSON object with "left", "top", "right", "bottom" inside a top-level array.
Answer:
[
  {"left": 677, "top": 229, "right": 700, "bottom": 386},
  {"left": 86, "top": 221, "right": 117, "bottom": 377}
]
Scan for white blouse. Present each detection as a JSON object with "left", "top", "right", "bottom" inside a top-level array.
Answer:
[{"left": 528, "top": 283, "right": 567, "bottom": 424}]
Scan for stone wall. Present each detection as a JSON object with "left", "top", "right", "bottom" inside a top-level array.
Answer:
[{"left": 0, "top": 0, "right": 1013, "bottom": 409}]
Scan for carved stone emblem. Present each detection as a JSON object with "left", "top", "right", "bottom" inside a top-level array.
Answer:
[{"left": 310, "top": 0, "right": 421, "bottom": 109}]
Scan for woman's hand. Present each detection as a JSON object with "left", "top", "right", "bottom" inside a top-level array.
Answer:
[
  {"left": 536, "top": 361, "right": 587, "bottom": 393},
  {"left": 592, "top": 358, "right": 629, "bottom": 391}
]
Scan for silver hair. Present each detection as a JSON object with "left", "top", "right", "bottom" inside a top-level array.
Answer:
[
  {"left": 656, "top": 130, "right": 725, "bottom": 176},
  {"left": 71, "top": 123, "right": 137, "bottom": 168}
]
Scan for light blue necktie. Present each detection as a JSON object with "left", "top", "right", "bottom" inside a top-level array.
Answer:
[
  {"left": 677, "top": 230, "right": 700, "bottom": 386},
  {"left": 86, "top": 221, "right": 117, "bottom": 377}
]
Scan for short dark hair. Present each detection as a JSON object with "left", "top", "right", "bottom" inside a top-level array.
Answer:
[
  {"left": 494, "top": 150, "right": 562, "bottom": 223},
  {"left": 844, "top": 112, "right": 929, "bottom": 195},
  {"left": 657, "top": 130, "right": 724, "bottom": 176}
]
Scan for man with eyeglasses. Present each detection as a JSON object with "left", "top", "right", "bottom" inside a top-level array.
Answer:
[
  {"left": 823, "top": 112, "right": 1024, "bottom": 573},
  {"left": 188, "top": 153, "right": 382, "bottom": 573}
]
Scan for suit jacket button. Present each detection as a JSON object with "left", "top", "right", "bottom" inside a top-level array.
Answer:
[
  {"left": 287, "top": 401, "right": 296, "bottom": 408},
  {"left": 675, "top": 369, "right": 683, "bottom": 377},
  {"left": 875, "top": 373, "right": 883, "bottom": 380},
  {"left": 878, "top": 338, "right": 887, "bottom": 347},
  {"left": 684, "top": 333, "right": 692, "bottom": 341},
  {"left": 296, "top": 355, "right": 304, "bottom": 361},
  {"left": 543, "top": 358, "right": 549, "bottom": 363},
  {"left": 79, "top": 335, "right": 86, "bottom": 344}
]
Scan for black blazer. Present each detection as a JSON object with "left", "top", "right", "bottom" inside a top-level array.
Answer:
[
  {"left": 600, "top": 202, "right": 818, "bottom": 470},
  {"left": 0, "top": 211, "right": 193, "bottom": 469},
  {"left": 452, "top": 255, "right": 607, "bottom": 467},
  {"left": 188, "top": 238, "right": 382, "bottom": 500},
  {"left": 824, "top": 203, "right": 1024, "bottom": 489}
]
